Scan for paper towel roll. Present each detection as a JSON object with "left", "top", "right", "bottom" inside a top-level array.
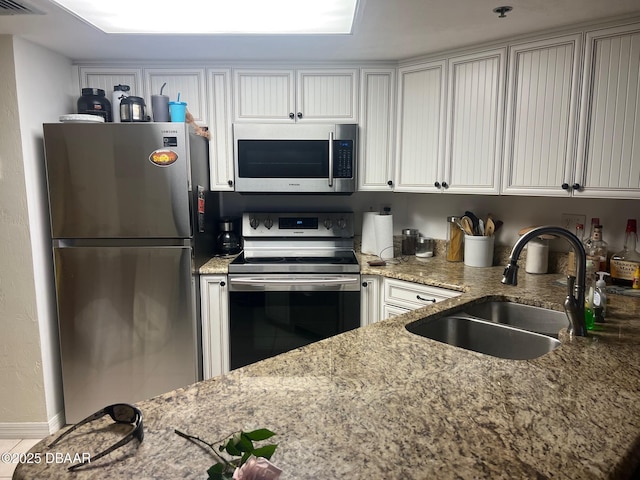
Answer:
[
  {"left": 374, "top": 214, "right": 394, "bottom": 260},
  {"left": 361, "top": 212, "right": 378, "bottom": 255}
]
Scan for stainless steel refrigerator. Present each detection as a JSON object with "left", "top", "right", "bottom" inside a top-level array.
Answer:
[{"left": 43, "top": 122, "right": 217, "bottom": 423}]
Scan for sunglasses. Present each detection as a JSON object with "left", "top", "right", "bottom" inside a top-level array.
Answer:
[{"left": 49, "top": 403, "right": 144, "bottom": 471}]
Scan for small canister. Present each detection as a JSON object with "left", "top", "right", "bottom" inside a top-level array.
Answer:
[
  {"left": 402, "top": 228, "right": 419, "bottom": 255},
  {"left": 416, "top": 237, "right": 434, "bottom": 259},
  {"left": 525, "top": 238, "right": 549, "bottom": 274},
  {"left": 446, "top": 216, "right": 464, "bottom": 262}
]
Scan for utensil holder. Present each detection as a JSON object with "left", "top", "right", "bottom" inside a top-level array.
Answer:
[{"left": 464, "top": 235, "right": 494, "bottom": 267}]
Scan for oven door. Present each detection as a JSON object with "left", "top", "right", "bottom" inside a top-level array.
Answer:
[{"left": 228, "top": 274, "right": 361, "bottom": 370}]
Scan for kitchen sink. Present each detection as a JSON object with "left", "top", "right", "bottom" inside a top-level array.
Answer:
[
  {"left": 460, "top": 301, "right": 568, "bottom": 338},
  {"left": 406, "top": 315, "right": 561, "bottom": 360}
]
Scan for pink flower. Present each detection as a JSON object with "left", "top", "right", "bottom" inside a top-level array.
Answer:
[{"left": 232, "top": 455, "right": 282, "bottom": 480}]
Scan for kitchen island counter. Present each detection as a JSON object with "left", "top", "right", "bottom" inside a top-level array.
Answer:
[{"left": 15, "top": 255, "right": 640, "bottom": 479}]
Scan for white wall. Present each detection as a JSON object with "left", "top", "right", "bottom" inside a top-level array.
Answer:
[
  {"left": 220, "top": 192, "right": 639, "bottom": 253},
  {"left": 0, "top": 35, "right": 71, "bottom": 437}
]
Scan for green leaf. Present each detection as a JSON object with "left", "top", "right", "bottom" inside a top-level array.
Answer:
[
  {"left": 240, "top": 451, "right": 251, "bottom": 466},
  {"left": 251, "top": 444, "right": 278, "bottom": 460},
  {"left": 207, "top": 463, "right": 225, "bottom": 480},
  {"left": 236, "top": 433, "right": 255, "bottom": 453},
  {"left": 224, "top": 440, "right": 242, "bottom": 456},
  {"left": 244, "top": 429, "right": 276, "bottom": 441}
]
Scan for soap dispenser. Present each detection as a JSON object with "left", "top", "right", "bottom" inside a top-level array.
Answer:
[{"left": 593, "top": 271, "right": 610, "bottom": 323}]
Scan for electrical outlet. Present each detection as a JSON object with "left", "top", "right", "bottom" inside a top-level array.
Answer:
[{"left": 560, "top": 213, "right": 586, "bottom": 233}]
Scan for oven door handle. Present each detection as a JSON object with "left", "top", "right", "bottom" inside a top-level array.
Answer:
[
  {"left": 328, "top": 131, "right": 334, "bottom": 188},
  {"left": 230, "top": 276, "right": 359, "bottom": 287},
  {"left": 228, "top": 275, "right": 361, "bottom": 292}
]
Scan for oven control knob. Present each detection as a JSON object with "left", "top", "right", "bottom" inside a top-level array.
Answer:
[
  {"left": 337, "top": 218, "right": 347, "bottom": 229},
  {"left": 264, "top": 217, "right": 274, "bottom": 229},
  {"left": 249, "top": 217, "right": 260, "bottom": 229},
  {"left": 323, "top": 218, "right": 333, "bottom": 230}
]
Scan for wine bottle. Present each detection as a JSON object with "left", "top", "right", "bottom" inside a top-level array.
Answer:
[{"left": 610, "top": 219, "right": 640, "bottom": 287}]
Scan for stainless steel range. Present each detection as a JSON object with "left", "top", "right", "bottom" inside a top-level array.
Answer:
[{"left": 227, "top": 212, "right": 361, "bottom": 370}]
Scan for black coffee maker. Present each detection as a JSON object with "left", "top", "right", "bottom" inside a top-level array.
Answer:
[{"left": 217, "top": 217, "right": 241, "bottom": 255}]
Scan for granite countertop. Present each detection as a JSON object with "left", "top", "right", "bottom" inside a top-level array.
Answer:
[{"left": 15, "top": 253, "right": 640, "bottom": 479}]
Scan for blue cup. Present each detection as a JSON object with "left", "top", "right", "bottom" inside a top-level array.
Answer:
[{"left": 168, "top": 101, "right": 187, "bottom": 122}]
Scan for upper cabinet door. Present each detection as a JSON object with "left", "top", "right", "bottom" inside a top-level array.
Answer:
[
  {"left": 394, "top": 60, "right": 447, "bottom": 193},
  {"left": 576, "top": 23, "right": 640, "bottom": 199},
  {"left": 444, "top": 48, "right": 506, "bottom": 194},
  {"left": 502, "top": 34, "right": 582, "bottom": 196},
  {"left": 144, "top": 68, "right": 207, "bottom": 124},
  {"left": 78, "top": 66, "right": 144, "bottom": 99},
  {"left": 358, "top": 68, "right": 396, "bottom": 191},
  {"left": 233, "top": 69, "right": 295, "bottom": 122},
  {"left": 295, "top": 69, "right": 359, "bottom": 123},
  {"left": 207, "top": 69, "right": 235, "bottom": 191}
]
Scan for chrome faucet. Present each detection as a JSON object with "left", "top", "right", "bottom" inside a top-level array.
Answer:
[{"left": 502, "top": 226, "right": 588, "bottom": 337}]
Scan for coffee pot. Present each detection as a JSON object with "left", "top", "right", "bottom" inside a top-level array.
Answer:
[
  {"left": 120, "top": 96, "right": 149, "bottom": 122},
  {"left": 217, "top": 217, "right": 241, "bottom": 255}
]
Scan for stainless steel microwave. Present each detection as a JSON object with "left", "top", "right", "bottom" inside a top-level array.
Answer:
[{"left": 233, "top": 123, "right": 357, "bottom": 194}]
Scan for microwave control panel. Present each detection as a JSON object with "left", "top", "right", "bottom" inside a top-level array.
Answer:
[{"left": 334, "top": 140, "right": 353, "bottom": 178}]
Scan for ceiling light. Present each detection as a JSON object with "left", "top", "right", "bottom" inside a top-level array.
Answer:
[{"left": 48, "top": 0, "right": 359, "bottom": 34}]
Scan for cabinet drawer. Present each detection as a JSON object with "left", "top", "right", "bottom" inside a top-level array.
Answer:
[
  {"left": 383, "top": 278, "right": 460, "bottom": 310},
  {"left": 383, "top": 303, "right": 410, "bottom": 320}
]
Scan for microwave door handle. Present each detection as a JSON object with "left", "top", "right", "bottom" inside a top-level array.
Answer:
[{"left": 328, "top": 131, "right": 334, "bottom": 187}]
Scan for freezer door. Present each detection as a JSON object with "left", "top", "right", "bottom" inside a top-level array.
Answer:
[
  {"left": 53, "top": 245, "right": 198, "bottom": 423},
  {"left": 44, "top": 123, "right": 191, "bottom": 239}
]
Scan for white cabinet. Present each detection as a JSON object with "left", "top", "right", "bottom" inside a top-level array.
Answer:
[
  {"left": 358, "top": 68, "right": 396, "bottom": 191},
  {"left": 394, "top": 60, "right": 447, "bottom": 193},
  {"left": 207, "top": 69, "right": 235, "bottom": 191},
  {"left": 575, "top": 23, "right": 640, "bottom": 199},
  {"left": 78, "top": 66, "right": 144, "bottom": 98},
  {"left": 143, "top": 68, "right": 207, "bottom": 124},
  {"left": 444, "top": 48, "right": 506, "bottom": 195},
  {"left": 361, "top": 275, "right": 381, "bottom": 325},
  {"left": 395, "top": 49, "right": 505, "bottom": 194},
  {"left": 200, "top": 275, "right": 229, "bottom": 379},
  {"left": 502, "top": 34, "right": 582, "bottom": 196},
  {"left": 233, "top": 68, "right": 359, "bottom": 123},
  {"left": 381, "top": 278, "right": 460, "bottom": 320}
]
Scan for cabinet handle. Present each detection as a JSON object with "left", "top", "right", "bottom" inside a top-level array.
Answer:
[
  {"left": 289, "top": 112, "right": 295, "bottom": 119},
  {"left": 572, "top": 183, "right": 581, "bottom": 190},
  {"left": 434, "top": 181, "right": 441, "bottom": 188},
  {"left": 416, "top": 295, "right": 436, "bottom": 303},
  {"left": 362, "top": 282, "right": 368, "bottom": 287},
  {"left": 561, "top": 183, "right": 569, "bottom": 190},
  {"left": 441, "top": 182, "right": 449, "bottom": 189},
  {"left": 220, "top": 281, "right": 226, "bottom": 287},
  {"left": 227, "top": 180, "right": 233, "bottom": 186},
  {"left": 297, "top": 112, "right": 303, "bottom": 119},
  {"left": 387, "top": 180, "right": 393, "bottom": 186}
]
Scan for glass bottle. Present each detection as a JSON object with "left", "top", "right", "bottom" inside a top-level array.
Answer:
[
  {"left": 446, "top": 216, "right": 464, "bottom": 262},
  {"left": 584, "top": 259, "right": 596, "bottom": 331},
  {"left": 585, "top": 224, "right": 608, "bottom": 272},
  {"left": 567, "top": 223, "right": 584, "bottom": 276},
  {"left": 610, "top": 219, "right": 640, "bottom": 287}
]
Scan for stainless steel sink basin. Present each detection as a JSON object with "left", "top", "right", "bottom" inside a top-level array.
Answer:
[
  {"left": 461, "top": 301, "right": 568, "bottom": 338},
  {"left": 406, "top": 315, "right": 561, "bottom": 360}
]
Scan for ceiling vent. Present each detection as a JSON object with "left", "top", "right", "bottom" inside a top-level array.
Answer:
[{"left": 0, "top": 0, "right": 44, "bottom": 15}]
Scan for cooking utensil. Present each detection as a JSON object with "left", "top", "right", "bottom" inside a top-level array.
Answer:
[
  {"left": 461, "top": 216, "right": 475, "bottom": 236},
  {"left": 464, "top": 211, "right": 480, "bottom": 235},
  {"left": 484, "top": 217, "right": 495, "bottom": 236},
  {"left": 478, "top": 219, "right": 485, "bottom": 236}
]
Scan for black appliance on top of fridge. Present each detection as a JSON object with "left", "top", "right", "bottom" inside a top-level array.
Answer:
[{"left": 43, "top": 122, "right": 218, "bottom": 423}]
